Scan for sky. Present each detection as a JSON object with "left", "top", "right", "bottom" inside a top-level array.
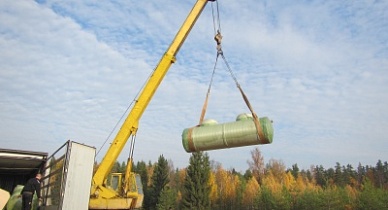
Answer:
[{"left": 0, "top": 0, "right": 387, "bottom": 172}]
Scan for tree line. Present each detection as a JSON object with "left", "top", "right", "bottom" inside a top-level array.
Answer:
[{"left": 108, "top": 147, "right": 388, "bottom": 210}]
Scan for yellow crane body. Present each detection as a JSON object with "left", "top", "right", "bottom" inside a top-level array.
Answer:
[{"left": 89, "top": 0, "right": 213, "bottom": 209}]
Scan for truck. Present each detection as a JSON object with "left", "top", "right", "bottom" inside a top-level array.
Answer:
[
  {"left": 1, "top": 141, "right": 96, "bottom": 210},
  {"left": 0, "top": 148, "right": 48, "bottom": 209}
]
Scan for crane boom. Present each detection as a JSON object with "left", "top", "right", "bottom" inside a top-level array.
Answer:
[{"left": 89, "top": 0, "right": 213, "bottom": 209}]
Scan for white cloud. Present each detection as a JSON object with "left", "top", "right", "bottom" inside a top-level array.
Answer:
[{"left": 0, "top": 0, "right": 387, "bottom": 172}]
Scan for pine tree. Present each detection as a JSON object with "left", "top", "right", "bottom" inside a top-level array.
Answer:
[
  {"left": 357, "top": 162, "right": 365, "bottom": 188},
  {"left": 111, "top": 161, "right": 121, "bottom": 173},
  {"left": 134, "top": 161, "right": 149, "bottom": 202},
  {"left": 120, "top": 161, "right": 127, "bottom": 173},
  {"left": 291, "top": 163, "right": 299, "bottom": 179},
  {"left": 243, "top": 169, "right": 253, "bottom": 180},
  {"left": 156, "top": 187, "right": 176, "bottom": 210},
  {"left": 375, "top": 160, "right": 384, "bottom": 188},
  {"left": 314, "top": 165, "right": 327, "bottom": 187},
  {"left": 334, "top": 162, "right": 343, "bottom": 186},
  {"left": 384, "top": 161, "right": 388, "bottom": 189},
  {"left": 148, "top": 155, "right": 170, "bottom": 210},
  {"left": 181, "top": 152, "right": 211, "bottom": 210}
]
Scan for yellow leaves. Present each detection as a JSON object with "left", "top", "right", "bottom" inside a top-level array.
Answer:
[
  {"left": 266, "top": 159, "right": 286, "bottom": 182},
  {"left": 294, "top": 173, "right": 317, "bottom": 193},
  {"left": 345, "top": 184, "right": 358, "bottom": 202},
  {"left": 212, "top": 165, "right": 241, "bottom": 208},
  {"left": 176, "top": 190, "right": 182, "bottom": 202},
  {"left": 295, "top": 174, "right": 307, "bottom": 192},
  {"left": 262, "top": 171, "right": 282, "bottom": 194},
  {"left": 226, "top": 174, "right": 240, "bottom": 199},
  {"left": 178, "top": 168, "right": 186, "bottom": 184},
  {"left": 208, "top": 171, "right": 218, "bottom": 204},
  {"left": 215, "top": 166, "right": 239, "bottom": 201},
  {"left": 283, "top": 171, "right": 296, "bottom": 191},
  {"left": 242, "top": 177, "right": 260, "bottom": 206},
  {"left": 146, "top": 164, "right": 155, "bottom": 186},
  {"left": 348, "top": 177, "right": 359, "bottom": 189}
]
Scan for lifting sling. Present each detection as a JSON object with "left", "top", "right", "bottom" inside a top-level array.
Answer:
[{"left": 182, "top": 1, "right": 273, "bottom": 152}]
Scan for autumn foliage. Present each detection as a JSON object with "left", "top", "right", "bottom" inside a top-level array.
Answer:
[{"left": 126, "top": 148, "right": 388, "bottom": 210}]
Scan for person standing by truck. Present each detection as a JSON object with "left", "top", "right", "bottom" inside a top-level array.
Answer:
[{"left": 20, "top": 173, "right": 42, "bottom": 210}]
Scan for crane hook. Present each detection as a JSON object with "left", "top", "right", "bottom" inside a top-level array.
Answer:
[{"left": 214, "top": 30, "right": 223, "bottom": 55}]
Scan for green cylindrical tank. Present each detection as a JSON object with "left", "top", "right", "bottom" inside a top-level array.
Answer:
[
  {"left": 7, "top": 185, "right": 39, "bottom": 210},
  {"left": 182, "top": 113, "right": 273, "bottom": 152}
]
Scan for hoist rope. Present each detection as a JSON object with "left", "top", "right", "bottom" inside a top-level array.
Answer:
[
  {"left": 211, "top": 1, "right": 222, "bottom": 35},
  {"left": 198, "top": 1, "right": 221, "bottom": 125},
  {"left": 216, "top": 1, "right": 221, "bottom": 32},
  {"left": 96, "top": 66, "right": 156, "bottom": 157},
  {"left": 211, "top": 3, "right": 217, "bottom": 35},
  {"left": 96, "top": 102, "right": 133, "bottom": 156}
]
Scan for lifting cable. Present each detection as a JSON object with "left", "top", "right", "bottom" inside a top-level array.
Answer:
[
  {"left": 96, "top": 68, "right": 156, "bottom": 158},
  {"left": 96, "top": 98, "right": 139, "bottom": 158},
  {"left": 198, "top": 0, "right": 221, "bottom": 125},
  {"left": 211, "top": 1, "right": 222, "bottom": 36},
  {"left": 96, "top": 102, "right": 133, "bottom": 157},
  {"left": 199, "top": 0, "right": 265, "bottom": 142}
]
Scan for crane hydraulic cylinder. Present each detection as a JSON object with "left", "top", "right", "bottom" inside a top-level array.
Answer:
[{"left": 182, "top": 113, "right": 273, "bottom": 152}]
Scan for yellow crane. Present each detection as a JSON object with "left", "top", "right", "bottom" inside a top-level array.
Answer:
[{"left": 89, "top": 0, "right": 215, "bottom": 209}]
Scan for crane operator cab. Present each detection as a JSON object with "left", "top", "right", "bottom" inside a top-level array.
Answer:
[
  {"left": 90, "top": 171, "right": 144, "bottom": 209},
  {"left": 107, "top": 173, "right": 143, "bottom": 199}
]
